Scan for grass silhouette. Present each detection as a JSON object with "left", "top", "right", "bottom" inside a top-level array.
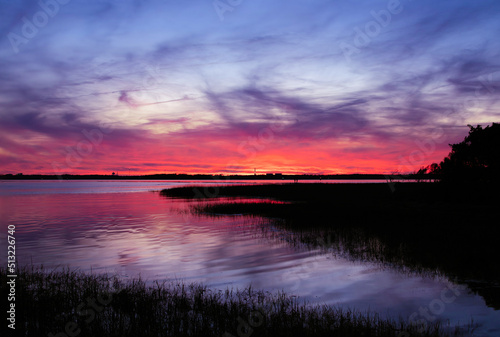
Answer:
[{"left": 1, "top": 265, "right": 466, "bottom": 337}]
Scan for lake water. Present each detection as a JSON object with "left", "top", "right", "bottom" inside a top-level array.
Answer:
[{"left": 0, "top": 180, "right": 498, "bottom": 336}]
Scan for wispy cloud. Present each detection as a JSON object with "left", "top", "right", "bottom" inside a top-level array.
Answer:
[{"left": 0, "top": 0, "right": 499, "bottom": 174}]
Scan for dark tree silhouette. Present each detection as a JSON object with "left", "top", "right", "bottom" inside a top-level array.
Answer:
[{"left": 429, "top": 123, "right": 500, "bottom": 182}]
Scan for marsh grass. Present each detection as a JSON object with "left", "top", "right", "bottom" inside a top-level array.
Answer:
[
  {"left": 161, "top": 183, "right": 500, "bottom": 309},
  {"left": 1, "top": 266, "right": 464, "bottom": 337},
  {"left": 189, "top": 198, "right": 499, "bottom": 279}
]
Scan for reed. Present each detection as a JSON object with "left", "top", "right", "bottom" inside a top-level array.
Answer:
[{"left": 1, "top": 266, "right": 464, "bottom": 337}]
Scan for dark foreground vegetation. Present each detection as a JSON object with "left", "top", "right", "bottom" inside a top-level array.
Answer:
[
  {"left": 424, "top": 123, "right": 500, "bottom": 183},
  {"left": 161, "top": 182, "right": 500, "bottom": 310},
  {"left": 1, "top": 266, "right": 466, "bottom": 337}
]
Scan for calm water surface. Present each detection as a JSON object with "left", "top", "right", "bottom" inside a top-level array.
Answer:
[{"left": 0, "top": 180, "right": 498, "bottom": 336}]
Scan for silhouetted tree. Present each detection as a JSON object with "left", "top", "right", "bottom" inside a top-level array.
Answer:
[{"left": 429, "top": 123, "right": 500, "bottom": 182}]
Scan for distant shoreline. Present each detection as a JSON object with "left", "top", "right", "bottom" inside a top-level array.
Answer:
[{"left": 0, "top": 173, "right": 431, "bottom": 181}]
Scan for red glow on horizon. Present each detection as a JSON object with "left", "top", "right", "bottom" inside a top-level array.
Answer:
[{"left": 0, "top": 116, "right": 465, "bottom": 176}]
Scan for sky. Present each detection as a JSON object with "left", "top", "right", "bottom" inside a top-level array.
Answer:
[{"left": 0, "top": 0, "right": 499, "bottom": 175}]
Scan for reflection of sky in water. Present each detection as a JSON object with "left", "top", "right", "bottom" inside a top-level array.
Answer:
[{"left": 0, "top": 181, "right": 499, "bottom": 336}]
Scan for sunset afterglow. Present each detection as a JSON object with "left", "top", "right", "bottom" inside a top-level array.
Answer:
[{"left": 1, "top": 0, "right": 499, "bottom": 175}]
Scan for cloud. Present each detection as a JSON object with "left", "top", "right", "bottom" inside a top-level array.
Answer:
[
  {"left": 1, "top": 0, "right": 499, "bottom": 174},
  {"left": 203, "top": 85, "right": 372, "bottom": 140},
  {"left": 118, "top": 91, "right": 139, "bottom": 108}
]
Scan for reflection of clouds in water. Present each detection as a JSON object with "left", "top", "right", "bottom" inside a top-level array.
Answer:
[
  {"left": 118, "top": 251, "right": 140, "bottom": 267},
  {"left": 2, "top": 184, "right": 500, "bottom": 335}
]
